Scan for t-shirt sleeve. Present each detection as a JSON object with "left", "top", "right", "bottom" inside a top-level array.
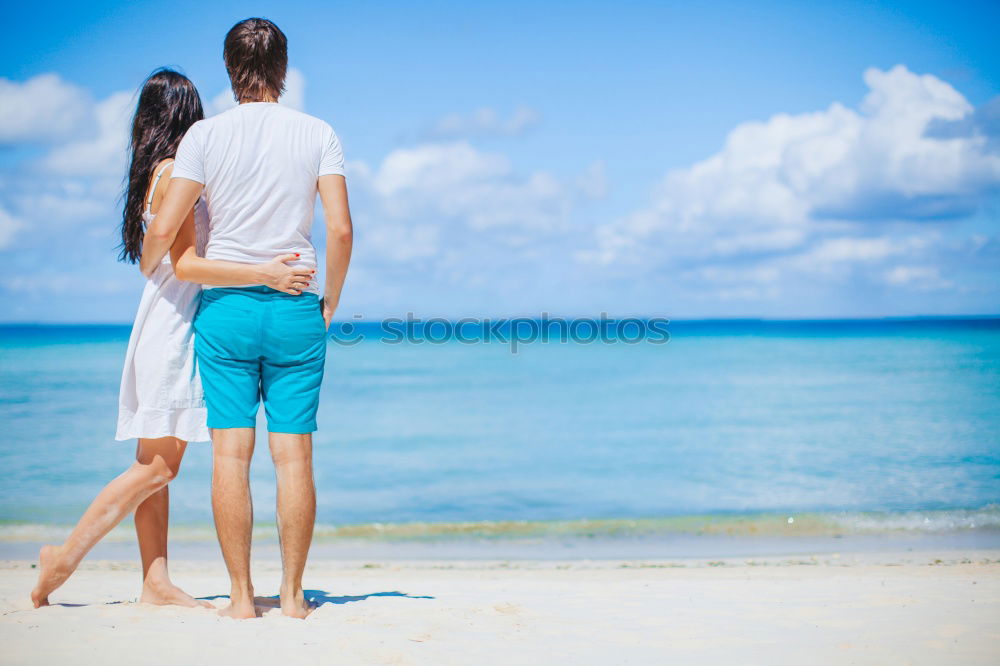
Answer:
[
  {"left": 170, "top": 123, "right": 206, "bottom": 184},
  {"left": 318, "top": 124, "right": 346, "bottom": 177}
]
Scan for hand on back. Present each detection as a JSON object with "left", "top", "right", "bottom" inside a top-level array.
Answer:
[{"left": 260, "top": 254, "right": 315, "bottom": 295}]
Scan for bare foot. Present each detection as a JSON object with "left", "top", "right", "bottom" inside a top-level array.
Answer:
[
  {"left": 218, "top": 600, "right": 257, "bottom": 619},
  {"left": 141, "top": 578, "right": 213, "bottom": 609},
  {"left": 31, "top": 545, "right": 68, "bottom": 608},
  {"left": 279, "top": 586, "right": 313, "bottom": 619},
  {"left": 218, "top": 591, "right": 257, "bottom": 619}
]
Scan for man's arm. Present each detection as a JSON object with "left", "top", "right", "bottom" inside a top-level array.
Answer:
[
  {"left": 140, "top": 177, "right": 203, "bottom": 276},
  {"left": 317, "top": 174, "right": 353, "bottom": 327},
  {"left": 170, "top": 214, "right": 316, "bottom": 294}
]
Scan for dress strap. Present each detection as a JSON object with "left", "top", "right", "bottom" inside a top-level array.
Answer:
[{"left": 145, "top": 160, "right": 175, "bottom": 213}]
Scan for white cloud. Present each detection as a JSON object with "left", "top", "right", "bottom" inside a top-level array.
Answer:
[
  {"left": 342, "top": 140, "right": 600, "bottom": 281},
  {"left": 883, "top": 265, "right": 947, "bottom": 288},
  {"left": 429, "top": 105, "right": 541, "bottom": 138},
  {"left": 684, "top": 264, "right": 781, "bottom": 284},
  {"left": 12, "top": 66, "right": 308, "bottom": 250},
  {"left": 207, "top": 87, "right": 235, "bottom": 116},
  {"left": 363, "top": 108, "right": 551, "bottom": 272},
  {"left": 12, "top": 186, "right": 110, "bottom": 223},
  {"left": 368, "top": 141, "right": 572, "bottom": 232},
  {"left": 0, "top": 207, "right": 22, "bottom": 249},
  {"left": 3, "top": 68, "right": 310, "bottom": 252},
  {"left": 0, "top": 85, "right": 133, "bottom": 249},
  {"left": 2, "top": 273, "right": 131, "bottom": 295},
  {"left": 576, "top": 160, "right": 608, "bottom": 199},
  {"left": 42, "top": 91, "right": 133, "bottom": 177},
  {"left": 0, "top": 74, "right": 92, "bottom": 144},
  {"left": 281, "top": 68, "right": 306, "bottom": 112},
  {"left": 366, "top": 223, "right": 441, "bottom": 262},
  {"left": 344, "top": 159, "right": 372, "bottom": 181},
  {"left": 588, "top": 65, "right": 1000, "bottom": 266},
  {"left": 771, "top": 234, "right": 936, "bottom": 284},
  {"left": 797, "top": 236, "right": 906, "bottom": 263},
  {"left": 372, "top": 142, "right": 508, "bottom": 200},
  {"left": 3, "top": 63, "right": 995, "bottom": 318},
  {"left": 0, "top": 82, "right": 132, "bottom": 249},
  {"left": 567, "top": 64, "right": 1000, "bottom": 315},
  {"left": 209, "top": 67, "right": 306, "bottom": 115}
]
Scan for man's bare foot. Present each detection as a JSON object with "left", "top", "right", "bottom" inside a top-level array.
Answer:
[
  {"left": 31, "top": 545, "right": 68, "bottom": 608},
  {"left": 218, "top": 600, "right": 257, "bottom": 619},
  {"left": 140, "top": 578, "right": 213, "bottom": 609},
  {"left": 279, "top": 585, "right": 313, "bottom": 619},
  {"left": 218, "top": 589, "right": 257, "bottom": 619}
]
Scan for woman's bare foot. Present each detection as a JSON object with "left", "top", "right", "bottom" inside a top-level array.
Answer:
[
  {"left": 31, "top": 545, "right": 69, "bottom": 608},
  {"left": 141, "top": 578, "right": 213, "bottom": 608},
  {"left": 279, "top": 585, "right": 313, "bottom": 619}
]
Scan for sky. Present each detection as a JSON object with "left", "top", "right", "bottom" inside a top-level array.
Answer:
[{"left": 1, "top": 0, "right": 998, "bottom": 322}]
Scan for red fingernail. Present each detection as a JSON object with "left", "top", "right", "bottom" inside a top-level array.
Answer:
[{"left": 295, "top": 253, "right": 300, "bottom": 257}]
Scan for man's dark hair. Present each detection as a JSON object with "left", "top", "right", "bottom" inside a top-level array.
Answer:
[{"left": 223, "top": 18, "right": 288, "bottom": 103}]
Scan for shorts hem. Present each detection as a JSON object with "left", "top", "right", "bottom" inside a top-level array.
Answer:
[
  {"left": 206, "top": 420, "right": 256, "bottom": 430},
  {"left": 266, "top": 422, "right": 317, "bottom": 434}
]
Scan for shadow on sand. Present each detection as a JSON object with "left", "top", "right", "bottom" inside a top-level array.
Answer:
[
  {"left": 199, "top": 589, "right": 435, "bottom": 612},
  {"left": 303, "top": 590, "right": 435, "bottom": 606}
]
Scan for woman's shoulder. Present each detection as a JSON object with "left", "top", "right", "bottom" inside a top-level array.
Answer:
[
  {"left": 145, "top": 159, "right": 176, "bottom": 213},
  {"left": 146, "top": 159, "right": 174, "bottom": 191},
  {"left": 152, "top": 158, "right": 175, "bottom": 176}
]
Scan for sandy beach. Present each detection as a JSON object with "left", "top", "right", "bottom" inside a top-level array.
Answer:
[{"left": 2, "top": 548, "right": 998, "bottom": 665}]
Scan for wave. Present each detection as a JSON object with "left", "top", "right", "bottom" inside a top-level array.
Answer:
[{"left": 1, "top": 505, "right": 998, "bottom": 543}]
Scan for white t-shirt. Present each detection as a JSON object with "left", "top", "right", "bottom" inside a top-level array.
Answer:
[{"left": 171, "top": 102, "right": 346, "bottom": 295}]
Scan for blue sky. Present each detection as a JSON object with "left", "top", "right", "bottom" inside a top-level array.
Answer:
[{"left": 1, "top": 0, "right": 998, "bottom": 321}]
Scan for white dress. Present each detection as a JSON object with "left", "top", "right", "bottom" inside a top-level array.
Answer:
[{"left": 115, "top": 161, "right": 211, "bottom": 442}]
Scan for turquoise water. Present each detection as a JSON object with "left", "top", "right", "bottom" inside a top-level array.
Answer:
[{"left": 0, "top": 319, "right": 998, "bottom": 539}]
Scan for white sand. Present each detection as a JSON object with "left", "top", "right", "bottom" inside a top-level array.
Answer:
[{"left": 2, "top": 550, "right": 998, "bottom": 665}]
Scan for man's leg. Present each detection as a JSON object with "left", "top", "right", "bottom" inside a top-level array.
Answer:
[
  {"left": 212, "top": 427, "right": 256, "bottom": 619},
  {"left": 194, "top": 288, "right": 266, "bottom": 618},
  {"left": 260, "top": 291, "right": 327, "bottom": 618},
  {"left": 269, "top": 433, "right": 315, "bottom": 618}
]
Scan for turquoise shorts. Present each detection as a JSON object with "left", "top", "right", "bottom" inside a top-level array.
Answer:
[{"left": 193, "top": 286, "right": 327, "bottom": 433}]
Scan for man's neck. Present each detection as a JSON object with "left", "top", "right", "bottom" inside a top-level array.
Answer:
[{"left": 239, "top": 96, "right": 278, "bottom": 104}]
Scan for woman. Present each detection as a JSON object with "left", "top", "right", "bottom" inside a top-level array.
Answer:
[{"left": 31, "top": 69, "right": 315, "bottom": 608}]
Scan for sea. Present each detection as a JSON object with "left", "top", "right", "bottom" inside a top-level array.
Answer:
[{"left": 1, "top": 318, "right": 998, "bottom": 559}]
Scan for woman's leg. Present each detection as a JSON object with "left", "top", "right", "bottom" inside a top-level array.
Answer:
[
  {"left": 31, "top": 437, "right": 186, "bottom": 607},
  {"left": 134, "top": 452, "right": 210, "bottom": 607}
]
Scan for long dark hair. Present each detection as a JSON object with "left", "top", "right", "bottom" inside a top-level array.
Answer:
[{"left": 119, "top": 69, "right": 204, "bottom": 263}]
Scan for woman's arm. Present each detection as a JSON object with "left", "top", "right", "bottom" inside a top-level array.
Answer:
[
  {"left": 170, "top": 213, "right": 315, "bottom": 294},
  {"left": 139, "top": 175, "right": 203, "bottom": 276},
  {"left": 317, "top": 174, "right": 353, "bottom": 327}
]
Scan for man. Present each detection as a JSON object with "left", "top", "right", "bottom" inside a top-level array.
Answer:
[{"left": 144, "top": 17, "right": 353, "bottom": 619}]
